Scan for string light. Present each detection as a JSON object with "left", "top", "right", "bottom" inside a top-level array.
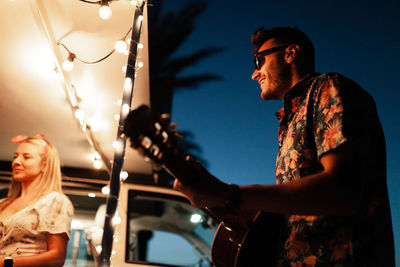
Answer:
[
  {"left": 100, "top": 1, "right": 146, "bottom": 263},
  {"left": 101, "top": 186, "right": 110, "bottom": 195},
  {"left": 115, "top": 40, "right": 128, "bottom": 54},
  {"left": 93, "top": 159, "right": 103, "bottom": 169},
  {"left": 54, "top": 18, "right": 134, "bottom": 175},
  {"left": 74, "top": 109, "right": 85, "bottom": 123},
  {"left": 123, "top": 77, "right": 132, "bottom": 91},
  {"left": 62, "top": 52, "right": 75, "bottom": 72},
  {"left": 33, "top": 3, "right": 148, "bottom": 262},
  {"left": 121, "top": 103, "right": 130, "bottom": 115},
  {"left": 131, "top": 0, "right": 144, "bottom": 6},
  {"left": 99, "top": 2, "right": 112, "bottom": 20},
  {"left": 87, "top": 116, "right": 101, "bottom": 132},
  {"left": 120, "top": 171, "right": 128, "bottom": 182},
  {"left": 112, "top": 140, "right": 124, "bottom": 153},
  {"left": 57, "top": 26, "right": 133, "bottom": 69},
  {"left": 90, "top": 152, "right": 103, "bottom": 169},
  {"left": 112, "top": 214, "right": 121, "bottom": 225}
]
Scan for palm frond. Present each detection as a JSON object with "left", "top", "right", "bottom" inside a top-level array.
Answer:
[
  {"left": 162, "top": 47, "right": 226, "bottom": 76},
  {"left": 174, "top": 74, "right": 222, "bottom": 90}
]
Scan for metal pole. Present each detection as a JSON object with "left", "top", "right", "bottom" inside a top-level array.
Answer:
[{"left": 98, "top": 2, "right": 146, "bottom": 266}]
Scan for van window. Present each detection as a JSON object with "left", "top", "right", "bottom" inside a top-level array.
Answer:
[{"left": 126, "top": 189, "right": 216, "bottom": 266}]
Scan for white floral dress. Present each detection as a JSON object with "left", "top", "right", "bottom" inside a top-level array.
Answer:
[{"left": 0, "top": 192, "right": 74, "bottom": 257}]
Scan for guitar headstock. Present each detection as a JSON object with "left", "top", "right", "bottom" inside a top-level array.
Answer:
[{"left": 123, "top": 105, "right": 178, "bottom": 165}]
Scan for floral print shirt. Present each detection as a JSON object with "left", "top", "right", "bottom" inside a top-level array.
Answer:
[
  {"left": 275, "top": 73, "right": 394, "bottom": 266},
  {"left": 0, "top": 192, "right": 74, "bottom": 257}
]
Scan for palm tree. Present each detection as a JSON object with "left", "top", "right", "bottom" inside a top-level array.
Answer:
[
  {"left": 148, "top": 0, "right": 224, "bottom": 115},
  {"left": 147, "top": 0, "right": 223, "bottom": 185}
]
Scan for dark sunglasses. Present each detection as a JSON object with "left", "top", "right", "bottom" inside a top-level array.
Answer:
[{"left": 253, "top": 45, "right": 289, "bottom": 70}]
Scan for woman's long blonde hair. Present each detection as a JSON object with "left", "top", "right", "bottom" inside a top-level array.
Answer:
[{"left": 0, "top": 137, "right": 63, "bottom": 211}]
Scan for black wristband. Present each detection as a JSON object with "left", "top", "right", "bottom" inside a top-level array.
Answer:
[
  {"left": 224, "top": 184, "right": 240, "bottom": 211},
  {"left": 4, "top": 257, "right": 13, "bottom": 267}
]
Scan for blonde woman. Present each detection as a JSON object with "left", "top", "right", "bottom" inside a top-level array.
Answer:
[{"left": 0, "top": 134, "right": 74, "bottom": 267}]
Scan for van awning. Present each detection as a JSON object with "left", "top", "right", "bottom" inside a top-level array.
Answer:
[{"left": 0, "top": 0, "right": 152, "bottom": 180}]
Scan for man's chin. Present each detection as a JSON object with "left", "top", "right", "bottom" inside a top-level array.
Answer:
[
  {"left": 260, "top": 91, "right": 274, "bottom": 100},
  {"left": 261, "top": 88, "right": 282, "bottom": 100}
]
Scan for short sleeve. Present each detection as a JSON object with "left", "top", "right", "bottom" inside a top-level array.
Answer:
[
  {"left": 313, "top": 75, "right": 347, "bottom": 158},
  {"left": 36, "top": 192, "right": 74, "bottom": 239}
]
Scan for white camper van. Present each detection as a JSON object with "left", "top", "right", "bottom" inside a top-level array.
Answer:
[{"left": 63, "top": 179, "right": 216, "bottom": 267}]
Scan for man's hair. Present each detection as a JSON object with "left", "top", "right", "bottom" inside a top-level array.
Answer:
[
  {"left": 0, "top": 138, "right": 63, "bottom": 211},
  {"left": 251, "top": 27, "right": 315, "bottom": 71}
]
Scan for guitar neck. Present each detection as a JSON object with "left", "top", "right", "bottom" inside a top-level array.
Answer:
[{"left": 158, "top": 146, "right": 197, "bottom": 186}]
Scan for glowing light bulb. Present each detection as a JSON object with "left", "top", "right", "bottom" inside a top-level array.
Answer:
[
  {"left": 62, "top": 60, "right": 74, "bottom": 72},
  {"left": 120, "top": 171, "right": 128, "bottom": 182},
  {"left": 124, "top": 77, "right": 132, "bottom": 91},
  {"left": 137, "top": 43, "right": 144, "bottom": 49},
  {"left": 75, "top": 109, "right": 84, "bottom": 121},
  {"left": 62, "top": 53, "right": 75, "bottom": 72},
  {"left": 121, "top": 65, "right": 127, "bottom": 73},
  {"left": 122, "top": 104, "right": 130, "bottom": 115},
  {"left": 88, "top": 193, "right": 96, "bottom": 198},
  {"left": 137, "top": 61, "right": 144, "bottom": 68},
  {"left": 131, "top": 0, "right": 143, "bottom": 6},
  {"left": 114, "top": 114, "right": 120, "bottom": 121},
  {"left": 101, "top": 186, "right": 110, "bottom": 195},
  {"left": 112, "top": 215, "right": 121, "bottom": 225},
  {"left": 115, "top": 40, "right": 128, "bottom": 53},
  {"left": 88, "top": 116, "right": 102, "bottom": 132},
  {"left": 96, "top": 246, "right": 102, "bottom": 253},
  {"left": 90, "top": 152, "right": 101, "bottom": 160},
  {"left": 93, "top": 159, "right": 102, "bottom": 169},
  {"left": 99, "top": 5, "right": 112, "bottom": 20},
  {"left": 112, "top": 140, "right": 123, "bottom": 152}
]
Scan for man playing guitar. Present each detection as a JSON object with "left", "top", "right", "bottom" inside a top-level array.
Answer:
[
  {"left": 125, "top": 27, "right": 395, "bottom": 266},
  {"left": 172, "top": 27, "right": 395, "bottom": 266}
]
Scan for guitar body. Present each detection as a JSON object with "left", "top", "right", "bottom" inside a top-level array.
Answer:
[
  {"left": 211, "top": 210, "right": 286, "bottom": 267},
  {"left": 123, "top": 105, "right": 287, "bottom": 267}
]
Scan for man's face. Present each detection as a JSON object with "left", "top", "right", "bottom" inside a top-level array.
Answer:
[{"left": 251, "top": 39, "right": 291, "bottom": 100}]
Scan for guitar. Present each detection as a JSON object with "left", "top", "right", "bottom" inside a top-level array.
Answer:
[{"left": 123, "top": 105, "right": 287, "bottom": 267}]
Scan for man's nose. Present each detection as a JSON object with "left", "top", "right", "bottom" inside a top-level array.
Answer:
[{"left": 251, "top": 69, "right": 260, "bottom": 80}]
